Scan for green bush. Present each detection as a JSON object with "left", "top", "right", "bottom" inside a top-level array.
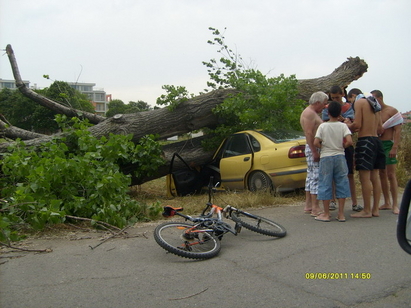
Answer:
[
  {"left": 397, "top": 123, "right": 411, "bottom": 187},
  {"left": 0, "top": 116, "right": 163, "bottom": 242}
]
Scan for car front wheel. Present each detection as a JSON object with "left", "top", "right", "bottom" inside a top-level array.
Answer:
[{"left": 248, "top": 171, "right": 272, "bottom": 192}]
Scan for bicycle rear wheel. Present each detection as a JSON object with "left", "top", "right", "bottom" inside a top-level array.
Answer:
[
  {"left": 231, "top": 211, "right": 286, "bottom": 237},
  {"left": 154, "top": 222, "right": 221, "bottom": 259}
]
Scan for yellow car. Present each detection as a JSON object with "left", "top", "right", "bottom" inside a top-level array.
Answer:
[{"left": 167, "top": 130, "right": 307, "bottom": 196}]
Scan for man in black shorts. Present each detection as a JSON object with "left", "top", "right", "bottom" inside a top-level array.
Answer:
[{"left": 346, "top": 89, "right": 385, "bottom": 218}]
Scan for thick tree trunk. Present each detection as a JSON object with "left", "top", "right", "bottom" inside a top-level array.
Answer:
[
  {"left": 297, "top": 57, "right": 368, "bottom": 98},
  {"left": 1, "top": 44, "right": 368, "bottom": 184},
  {"left": 88, "top": 89, "right": 238, "bottom": 143}
]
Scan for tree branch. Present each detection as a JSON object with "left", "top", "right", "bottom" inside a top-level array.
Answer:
[
  {"left": 5, "top": 44, "right": 106, "bottom": 124},
  {"left": 0, "top": 242, "right": 52, "bottom": 253},
  {"left": 0, "top": 119, "right": 46, "bottom": 140}
]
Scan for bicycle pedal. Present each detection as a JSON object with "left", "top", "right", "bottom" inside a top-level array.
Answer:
[{"left": 235, "top": 223, "right": 242, "bottom": 233}]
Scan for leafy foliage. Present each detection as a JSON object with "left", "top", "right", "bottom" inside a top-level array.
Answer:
[
  {"left": 203, "top": 27, "right": 304, "bottom": 135},
  {"left": 154, "top": 27, "right": 305, "bottom": 148},
  {"left": 152, "top": 28, "right": 306, "bottom": 152},
  {"left": 0, "top": 81, "right": 95, "bottom": 134},
  {"left": 0, "top": 88, "right": 56, "bottom": 133},
  {"left": 44, "top": 80, "right": 95, "bottom": 113},
  {"left": 0, "top": 116, "right": 163, "bottom": 242},
  {"left": 106, "top": 99, "right": 153, "bottom": 117},
  {"left": 156, "top": 85, "right": 193, "bottom": 111}
]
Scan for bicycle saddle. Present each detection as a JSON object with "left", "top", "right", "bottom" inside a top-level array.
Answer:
[{"left": 162, "top": 206, "right": 183, "bottom": 217}]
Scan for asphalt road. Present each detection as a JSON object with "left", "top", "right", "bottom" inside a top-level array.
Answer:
[{"left": 1, "top": 197, "right": 411, "bottom": 308}]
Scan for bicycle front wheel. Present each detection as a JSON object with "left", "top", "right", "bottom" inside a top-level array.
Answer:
[
  {"left": 154, "top": 222, "right": 221, "bottom": 259},
  {"left": 231, "top": 211, "right": 286, "bottom": 237}
]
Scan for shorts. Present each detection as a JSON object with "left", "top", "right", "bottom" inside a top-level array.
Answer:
[
  {"left": 355, "top": 136, "right": 386, "bottom": 171},
  {"left": 305, "top": 146, "right": 319, "bottom": 195},
  {"left": 344, "top": 145, "right": 354, "bottom": 174},
  {"left": 318, "top": 155, "right": 351, "bottom": 200},
  {"left": 382, "top": 140, "right": 398, "bottom": 165}
]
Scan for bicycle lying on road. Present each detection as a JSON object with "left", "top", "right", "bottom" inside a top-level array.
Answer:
[{"left": 154, "top": 178, "right": 287, "bottom": 260}]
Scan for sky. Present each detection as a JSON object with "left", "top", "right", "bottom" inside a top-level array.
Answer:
[{"left": 1, "top": 0, "right": 410, "bottom": 112}]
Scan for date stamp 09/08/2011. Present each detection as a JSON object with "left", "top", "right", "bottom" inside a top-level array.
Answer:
[{"left": 305, "top": 273, "right": 372, "bottom": 280}]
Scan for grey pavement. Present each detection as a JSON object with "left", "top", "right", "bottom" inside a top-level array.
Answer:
[{"left": 1, "top": 197, "right": 411, "bottom": 308}]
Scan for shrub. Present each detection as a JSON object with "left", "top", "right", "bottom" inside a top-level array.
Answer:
[
  {"left": 0, "top": 116, "right": 163, "bottom": 242},
  {"left": 397, "top": 123, "right": 411, "bottom": 187}
]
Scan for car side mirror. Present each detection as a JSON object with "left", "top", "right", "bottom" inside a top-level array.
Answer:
[{"left": 397, "top": 179, "right": 411, "bottom": 254}]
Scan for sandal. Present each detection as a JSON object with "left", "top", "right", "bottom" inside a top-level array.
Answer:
[{"left": 352, "top": 204, "right": 363, "bottom": 212}]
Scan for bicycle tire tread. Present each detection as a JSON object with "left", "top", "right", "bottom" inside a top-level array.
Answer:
[{"left": 231, "top": 211, "right": 287, "bottom": 237}]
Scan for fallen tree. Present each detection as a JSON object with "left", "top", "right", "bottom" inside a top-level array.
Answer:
[{"left": 1, "top": 44, "right": 368, "bottom": 184}]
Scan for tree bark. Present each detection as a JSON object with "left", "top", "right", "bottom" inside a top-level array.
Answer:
[
  {"left": 297, "top": 56, "right": 368, "bottom": 98},
  {"left": 1, "top": 44, "right": 368, "bottom": 184}
]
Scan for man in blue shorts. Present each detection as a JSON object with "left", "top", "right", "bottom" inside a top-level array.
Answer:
[{"left": 314, "top": 101, "right": 353, "bottom": 222}]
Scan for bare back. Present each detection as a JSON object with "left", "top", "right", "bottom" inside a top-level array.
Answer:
[
  {"left": 380, "top": 104, "right": 398, "bottom": 141},
  {"left": 352, "top": 98, "right": 380, "bottom": 138},
  {"left": 300, "top": 106, "right": 323, "bottom": 150}
]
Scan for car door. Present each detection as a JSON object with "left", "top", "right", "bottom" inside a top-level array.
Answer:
[{"left": 219, "top": 133, "right": 253, "bottom": 190}]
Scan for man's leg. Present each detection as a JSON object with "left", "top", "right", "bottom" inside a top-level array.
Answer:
[
  {"left": 311, "top": 193, "right": 321, "bottom": 216},
  {"left": 337, "top": 198, "right": 346, "bottom": 221},
  {"left": 370, "top": 169, "right": 382, "bottom": 217},
  {"left": 379, "top": 168, "right": 391, "bottom": 210},
  {"left": 315, "top": 200, "right": 330, "bottom": 222},
  {"left": 349, "top": 175, "right": 363, "bottom": 211},
  {"left": 304, "top": 190, "right": 312, "bottom": 213},
  {"left": 351, "top": 169, "right": 372, "bottom": 218},
  {"left": 387, "top": 164, "right": 399, "bottom": 214}
]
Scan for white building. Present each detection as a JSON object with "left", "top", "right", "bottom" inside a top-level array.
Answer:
[
  {"left": 67, "top": 82, "right": 110, "bottom": 116},
  {"left": 0, "top": 78, "right": 30, "bottom": 90},
  {"left": 0, "top": 79, "right": 110, "bottom": 116}
]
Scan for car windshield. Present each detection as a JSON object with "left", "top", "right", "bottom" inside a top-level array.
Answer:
[{"left": 259, "top": 130, "right": 305, "bottom": 143}]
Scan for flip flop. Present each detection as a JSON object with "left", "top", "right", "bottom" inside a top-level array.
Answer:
[
  {"left": 310, "top": 212, "right": 322, "bottom": 217},
  {"left": 315, "top": 216, "right": 330, "bottom": 222},
  {"left": 336, "top": 217, "right": 346, "bottom": 222}
]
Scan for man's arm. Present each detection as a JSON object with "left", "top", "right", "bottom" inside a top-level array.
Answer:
[
  {"left": 390, "top": 124, "right": 402, "bottom": 158},
  {"left": 302, "top": 112, "right": 321, "bottom": 162},
  {"left": 304, "top": 114, "right": 320, "bottom": 162},
  {"left": 347, "top": 99, "right": 364, "bottom": 132},
  {"left": 344, "top": 134, "right": 353, "bottom": 148},
  {"left": 313, "top": 137, "right": 322, "bottom": 149},
  {"left": 376, "top": 112, "right": 384, "bottom": 136}
]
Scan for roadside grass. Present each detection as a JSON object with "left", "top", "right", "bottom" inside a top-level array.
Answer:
[{"left": 133, "top": 177, "right": 305, "bottom": 217}]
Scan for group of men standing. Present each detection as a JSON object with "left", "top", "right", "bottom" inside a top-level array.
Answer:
[{"left": 300, "top": 86, "right": 402, "bottom": 222}]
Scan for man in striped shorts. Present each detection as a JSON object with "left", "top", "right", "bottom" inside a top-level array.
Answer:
[{"left": 300, "top": 91, "right": 328, "bottom": 216}]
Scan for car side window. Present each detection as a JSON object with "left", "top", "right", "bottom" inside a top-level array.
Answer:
[
  {"left": 223, "top": 134, "right": 252, "bottom": 158},
  {"left": 249, "top": 135, "right": 261, "bottom": 152}
]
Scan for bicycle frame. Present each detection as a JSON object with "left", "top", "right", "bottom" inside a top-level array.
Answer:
[{"left": 164, "top": 204, "right": 239, "bottom": 237}]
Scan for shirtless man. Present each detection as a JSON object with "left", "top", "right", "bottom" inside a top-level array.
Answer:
[
  {"left": 371, "top": 90, "right": 402, "bottom": 214},
  {"left": 300, "top": 91, "right": 328, "bottom": 216},
  {"left": 346, "top": 89, "right": 385, "bottom": 218}
]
